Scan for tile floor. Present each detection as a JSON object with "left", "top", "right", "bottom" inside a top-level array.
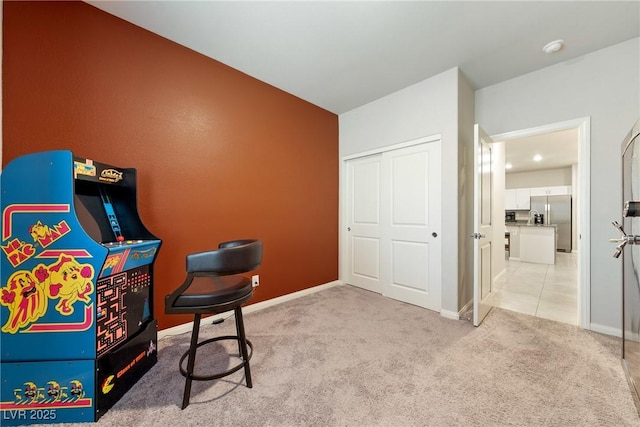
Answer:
[{"left": 493, "top": 252, "right": 578, "bottom": 325}]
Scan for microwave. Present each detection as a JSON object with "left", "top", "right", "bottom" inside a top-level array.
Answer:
[{"left": 505, "top": 211, "right": 516, "bottom": 222}]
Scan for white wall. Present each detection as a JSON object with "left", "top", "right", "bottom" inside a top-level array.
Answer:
[
  {"left": 506, "top": 167, "right": 572, "bottom": 189},
  {"left": 458, "top": 70, "right": 475, "bottom": 312},
  {"left": 339, "top": 67, "right": 461, "bottom": 315},
  {"left": 476, "top": 37, "right": 640, "bottom": 333}
]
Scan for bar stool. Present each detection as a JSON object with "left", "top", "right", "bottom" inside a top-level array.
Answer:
[{"left": 164, "top": 239, "right": 262, "bottom": 409}]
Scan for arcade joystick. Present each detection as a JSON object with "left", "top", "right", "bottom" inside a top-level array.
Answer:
[{"left": 117, "top": 236, "right": 124, "bottom": 242}]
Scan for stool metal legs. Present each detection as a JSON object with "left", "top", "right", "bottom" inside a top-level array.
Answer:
[
  {"left": 179, "top": 309, "right": 253, "bottom": 409},
  {"left": 234, "top": 306, "right": 252, "bottom": 388},
  {"left": 182, "top": 313, "right": 202, "bottom": 409}
]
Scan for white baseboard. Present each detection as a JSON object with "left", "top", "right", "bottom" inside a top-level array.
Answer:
[
  {"left": 441, "top": 299, "right": 473, "bottom": 321},
  {"left": 158, "top": 280, "right": 343, "bottom": 340},
  {"left": 440, "top": 309, "right": 460, "bottom": 320},
  {"left": 588, "top": 322, "right": 622, "bottom": 338}
]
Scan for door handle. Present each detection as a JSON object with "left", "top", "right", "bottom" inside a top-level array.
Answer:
[
  {"left": 469, "top": 233, "right": 485, "bottom": 239},
  {"left": 624, "top": 201, "right": 640, "bottom": 217},
  {"left": 432, "top": 232, "right": 438, "bottom": 238},
  {"left": 610, "top": 220, "right": 640, "bottom": 258}
]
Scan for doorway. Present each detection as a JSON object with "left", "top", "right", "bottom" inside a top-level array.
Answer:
[{"left": 491, "top": 118, "right": 590, "bottom": 327}]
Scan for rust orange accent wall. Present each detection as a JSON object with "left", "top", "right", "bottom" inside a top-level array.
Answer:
[{"left": 2, "top": 1, "right": 339, "bottom": 330}]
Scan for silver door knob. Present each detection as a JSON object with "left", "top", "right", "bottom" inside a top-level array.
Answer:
[{"left": 610, "top": 220, "right": 640, "bottom": 258}]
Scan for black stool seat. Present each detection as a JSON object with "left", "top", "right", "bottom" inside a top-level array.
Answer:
[
  {"left": 165, "top": 239, "right": 262, "bottom": 409},
  {"left": 171, "top": 275, "right": 253, "bottom": 311}
]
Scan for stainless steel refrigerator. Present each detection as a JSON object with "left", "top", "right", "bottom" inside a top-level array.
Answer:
[{"left": 530, "top": 195, "right": 572, "bottom": 252}]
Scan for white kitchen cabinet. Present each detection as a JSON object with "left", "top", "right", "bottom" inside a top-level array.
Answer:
[
  {"left": 505, "top": 188, "right": 531, "bottom": 210},
  {"left": 529, "top": 185, "right": 571, "bottom": 196},
  {"left": 504, "top": 190, "right": 516, "bottom": 210}
]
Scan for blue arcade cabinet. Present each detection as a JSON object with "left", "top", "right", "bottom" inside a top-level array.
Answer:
[{"left": 0, "top": 151, "right": 161, "bottom": 425}]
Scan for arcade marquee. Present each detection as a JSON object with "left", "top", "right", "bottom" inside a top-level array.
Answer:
[{"left": 0, "top": 151, "right": 162, "bottom": 425}]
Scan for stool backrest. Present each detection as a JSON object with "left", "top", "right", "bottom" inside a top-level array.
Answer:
[{"left": 186, "top": 239, "right": 262, "bottom": 276}]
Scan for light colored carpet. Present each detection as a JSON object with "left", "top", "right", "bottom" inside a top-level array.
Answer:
[{"left": 41, "top": 284, "right": 640, "bottom": 426}]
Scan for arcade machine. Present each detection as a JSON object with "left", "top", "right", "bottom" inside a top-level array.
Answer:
[{"left": 0, "top": 150, "right": 162, "bottom": 425}]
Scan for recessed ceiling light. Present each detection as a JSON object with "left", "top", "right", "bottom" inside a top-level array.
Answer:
[
  {"left": 533, "top": 154, "right": 543, "bottom": 162},
  {"left": 543, "top": 39, "right": 564, "bottom": 54},
  {"left": 505, "top": 163, "right": 513, "bottom": 169}
]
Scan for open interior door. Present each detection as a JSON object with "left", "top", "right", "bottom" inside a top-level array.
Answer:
[{"left": 473, "top": 124, "right": 495, "bottom": 326}]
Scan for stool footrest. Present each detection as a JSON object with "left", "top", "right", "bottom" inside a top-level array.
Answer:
[{"left": 179, "top": 336, "right": 253, "bottom": 382}]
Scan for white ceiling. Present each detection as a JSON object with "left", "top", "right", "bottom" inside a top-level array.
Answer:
[
  {"left": 84, "top": 1, "right": 638, "bottom": 172},
  {"left": 503, "top": 128, "right": 579, "bottom": 173},
  {"left": 86, "top": 1, "right": 640, "bottom": 115}
]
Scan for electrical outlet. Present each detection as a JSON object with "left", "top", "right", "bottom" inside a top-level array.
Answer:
[{"left": 252, "top": 274, "right": 260, "bottom": 287}]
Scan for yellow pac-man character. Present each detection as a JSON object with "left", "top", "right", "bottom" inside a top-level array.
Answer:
[{"left": 101, "top": 375, "right": 115, "bottom": 394}]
